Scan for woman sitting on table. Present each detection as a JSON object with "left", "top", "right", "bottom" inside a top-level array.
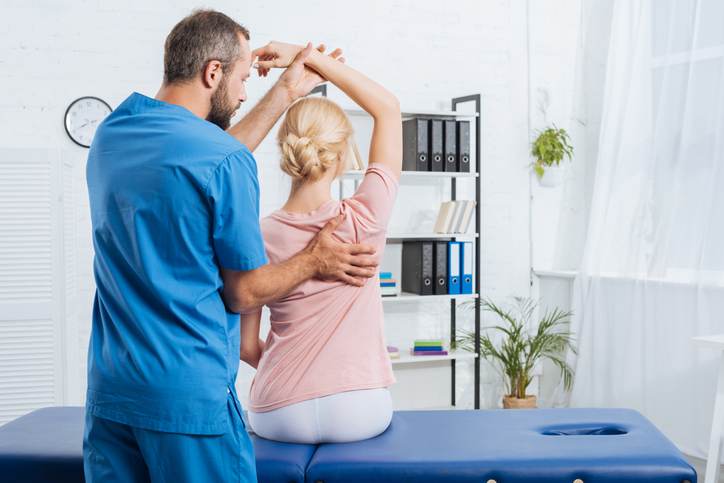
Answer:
[{"left": 239, "top": 42, "right": 402, "bottom": 444}]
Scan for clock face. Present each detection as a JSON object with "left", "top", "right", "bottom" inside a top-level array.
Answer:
[{"left": 64, "top": 96, "right": 112, "bottom": 148}]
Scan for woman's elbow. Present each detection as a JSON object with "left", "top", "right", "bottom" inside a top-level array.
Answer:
[
  {"left": 372, "top": 93, "right": 400, "bottom": 121},
  {"left": 240, "top": 349, "right": 260, "bottom": 369},
  {"left": 391, "top": 94, "right": 401, "bottom": 110},
  {"left": 384, "top": 94, "right": 400, "bottom": 117}
]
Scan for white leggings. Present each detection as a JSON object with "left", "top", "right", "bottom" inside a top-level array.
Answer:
[{"left": 248, "top": 388, "right": 393, "bottom": 444}]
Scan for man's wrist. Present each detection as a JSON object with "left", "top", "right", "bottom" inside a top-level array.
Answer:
[
  {"left": 273, "top": 78, "right": 298, "bottom": 104},
  {"left": 293, "top": 249, "right": 319, "bottom": 280}
]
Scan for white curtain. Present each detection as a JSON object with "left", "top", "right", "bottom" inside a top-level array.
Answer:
[{"left": 568, "top": 0, "right": 724, "bottom": 459}]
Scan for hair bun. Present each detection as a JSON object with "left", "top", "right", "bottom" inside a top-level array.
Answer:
[
  {"left": 277, "top": 97, "right": 354, "bottom": 182},
  {"left": 281, "top": 133, "right": 321, "bottom": 180},
  {"left": 295, "top": 136, "right": 312, "bottom": 147}
]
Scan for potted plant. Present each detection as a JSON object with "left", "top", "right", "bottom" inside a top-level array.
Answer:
[
  {"left": 456, "top": 297, "right": 576, "bottom": 409},
  {"left": 531, "top": 125, "right": 573, "bottom": 187}
]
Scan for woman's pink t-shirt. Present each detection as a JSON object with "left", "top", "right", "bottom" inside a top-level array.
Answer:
[{"left": 248, "top": 163, "right": 398, "bottom": 413}]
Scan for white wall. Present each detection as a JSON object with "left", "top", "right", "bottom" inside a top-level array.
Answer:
[
  {"left": 529, "top": 0, "right": 612, "bottom": 273},
  {"left": 0, "top": 0, "right": 588, "bottom": 418},
  {"left": 528, "top": 0, "right": 583, "bottom": 272},
  {"left": 529, "top": 0, "right": 613, "bottom": 405}
]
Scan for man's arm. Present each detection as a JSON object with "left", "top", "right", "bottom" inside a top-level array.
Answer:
[
  {"left": 226, "top": 84, "right": 292, "bottom": 151},
  {"left": 221, "top": 214, "right": 378, "bottom": 313},
  {"left": 227, "top": 44, "right": 343, "bottom": 151},
  {"left": 222, "top": 249, "right": 316, "bottom": 312}
]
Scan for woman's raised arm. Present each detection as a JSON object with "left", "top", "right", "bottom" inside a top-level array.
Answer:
[{"left": 304, "top": 49, "right": 402, "bottom": 178}]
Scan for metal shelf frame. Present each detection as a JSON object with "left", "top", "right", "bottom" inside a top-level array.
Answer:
[{"left": 451, "top": 94, "right": 482, "bottom": 409}]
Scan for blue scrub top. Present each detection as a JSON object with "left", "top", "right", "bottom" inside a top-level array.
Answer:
[{"left": 85, "top": 92, "right": 268, "bottom": 434}]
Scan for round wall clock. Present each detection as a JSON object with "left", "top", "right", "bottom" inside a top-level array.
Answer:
[{"left": 64, "top": 96, "right": 112, "bottom": 148}]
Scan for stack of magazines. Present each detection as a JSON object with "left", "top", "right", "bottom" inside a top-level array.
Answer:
[{"left": 411, "top": 339, "right": 448, "bottom": 356}]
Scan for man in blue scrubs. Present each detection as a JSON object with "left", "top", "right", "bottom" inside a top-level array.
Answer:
[{"left": 83, "top": 10, "right": 376, "bottom": 482}]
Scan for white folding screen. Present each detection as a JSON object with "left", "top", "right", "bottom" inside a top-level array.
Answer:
[
  {"left": 60, "top": 151, "right": 82, "bottom": 404},
  {"left": 0, "top": 148, "right": 76, "bottom": 424}
]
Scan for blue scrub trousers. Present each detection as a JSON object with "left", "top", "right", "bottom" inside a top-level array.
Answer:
[{"left": 83, "top": 391, "right": 257, "bottom": 482}]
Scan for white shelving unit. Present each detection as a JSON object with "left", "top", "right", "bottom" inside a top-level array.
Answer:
[
  {"left": 381, "top": 293, "right": 478, "bottom": 304},
  {"left": 386, "top": 233, "right": 478, "bottom": 240},
  {"left": 342, "top": 170, "right": 479, "bottom": 179},
  {"left": 391, "top": 349, "right": 478, "bottom": 366},
  {"left": 343, "top": 107, "right": 479, "bottom": 119}
]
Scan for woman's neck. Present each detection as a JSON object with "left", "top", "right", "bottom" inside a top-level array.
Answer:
[{"left": 282, "top": 178, "right": 334, "bottom": 214}]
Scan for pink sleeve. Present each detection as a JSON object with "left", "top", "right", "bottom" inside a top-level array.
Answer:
[{"left": 343, "top": 163, "right": 399, "bottom": 238}]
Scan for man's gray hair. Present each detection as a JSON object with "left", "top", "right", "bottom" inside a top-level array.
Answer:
[{"left": 163, "top": 10, "right": 250, "bottom": 85}]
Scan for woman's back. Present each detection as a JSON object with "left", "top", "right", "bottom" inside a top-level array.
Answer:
[
  {"left": 243, "top": 41, "right": 402, "bottom": 443},
  {"left": 249, "top": 164, "right": 398, "bottom": 413}
]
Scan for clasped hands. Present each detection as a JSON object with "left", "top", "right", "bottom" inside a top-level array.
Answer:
[{"left": 251, "top": 41, "right": 344, "bottom": 101}]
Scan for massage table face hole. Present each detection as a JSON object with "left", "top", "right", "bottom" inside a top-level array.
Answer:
[{"left": 540, "top": 425, "right": 628, "bottom": 436}]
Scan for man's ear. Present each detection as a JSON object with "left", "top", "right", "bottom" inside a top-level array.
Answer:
[{"left": 202, "top": 60, "right": 223, "bottom": 89}]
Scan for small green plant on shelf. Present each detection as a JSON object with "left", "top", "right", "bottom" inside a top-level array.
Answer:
[
  {"left": 456, "top": 297, "right": 576, "bottom": 408},
  {"left": 531, "top": 125, "right": 573, "bottom": 178}
]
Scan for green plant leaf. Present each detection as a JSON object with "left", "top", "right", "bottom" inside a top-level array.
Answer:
[
  {"left": 456, "top": 297, "right": 577, "bottom": 399},
  {"left": 531, "top": 125, "right": 574, "bottom": 172},
  {"left": 534, "top": 163, "right": 545, "bottom": 178}
]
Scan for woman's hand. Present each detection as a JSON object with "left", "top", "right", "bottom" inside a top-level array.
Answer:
[
  {"left": 268, "top": 43, "right": 345, "bottom": 102},
  {"left": 253, "top": 41, "right": 303, "bottom": 76},
  {"left": 253, "top": 41, "right": 343, "bottom": 77}
]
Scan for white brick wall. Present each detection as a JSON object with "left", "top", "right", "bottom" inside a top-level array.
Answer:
[
  {"left": 529, "top": 0, "right": 583, "bottom": 271},
  {"left": 529, "top": 0, "right": 608, "bottom": 273},
  {"left": 528, "top": 0, "right": 612, "bottom": 406},
  {"left": 0, "top": 0, "right": 586, "bottom": 411}
]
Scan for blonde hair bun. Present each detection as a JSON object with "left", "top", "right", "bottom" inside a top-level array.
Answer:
[{"left": 277, "top": 97, "right": 353, "bottom": 183}]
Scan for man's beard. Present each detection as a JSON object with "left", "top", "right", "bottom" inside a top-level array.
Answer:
[{"left": 206, "top": 79, "right": 239, "bottom": 130}]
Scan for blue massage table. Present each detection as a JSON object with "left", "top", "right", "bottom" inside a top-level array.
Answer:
[{"left": 0, "top": 406, "right": 696, "bottom": 482}]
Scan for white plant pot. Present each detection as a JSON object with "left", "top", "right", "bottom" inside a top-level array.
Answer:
[{"left": 538, "top": 165, "right": 565, "bottom": 188}]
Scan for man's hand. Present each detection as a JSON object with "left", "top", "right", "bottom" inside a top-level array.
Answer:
[
  {"left": 253, "top": 41, "right": 304, "bottom": 76},
  {"left": 275, "top": 43, "right": 317, "bottom": 101},
  {"left": 221, "top": 214, "right": 378, "bottom": 313},
  {"left": 227, "top": 44, "right": 342, "bottom": 151},
  {"left": 304, "top": 214, "right": 378, "bottom": 286},
  {"left": 253, "top": 41, "right": 343, "bottom": 75},
  {"left": 253, "top": 42, "right": 344, "bottom": 101}
]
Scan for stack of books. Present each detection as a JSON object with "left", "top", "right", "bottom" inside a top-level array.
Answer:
[
  {"left": 411, "top": 339, "right": 448, "bottom": 356},
  {"left": 387, "top": 346, "right": 400, "bottom": 360},
  {"left": 380, "top": 272, "right": 399, "bottom": 296},
  {"left": 433, "top": 200, "right": 476, "bottom": 234}
]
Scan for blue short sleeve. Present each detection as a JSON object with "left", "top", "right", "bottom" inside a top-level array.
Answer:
[{"left": 206, "top": 149, "right": 268, "bottom": 272}]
